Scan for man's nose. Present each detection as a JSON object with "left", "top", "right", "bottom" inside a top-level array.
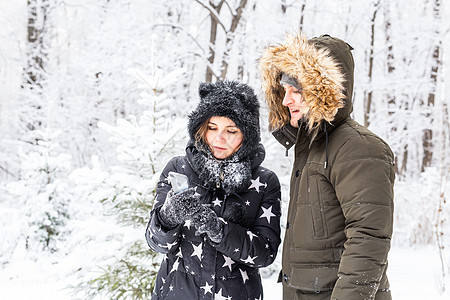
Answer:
[{"left": 282, "top": 90, "right": 294, "bottom": 106}]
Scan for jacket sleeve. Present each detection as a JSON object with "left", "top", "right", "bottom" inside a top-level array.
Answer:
[
  {"left": 212, "top": 171, "right": 282, "bottom": 268},
  {"left": 330, "top": 136, "right": 395, "bottom": 299},
  {"left": 145, "top": 157, "right": 182, "bottom": 254}
]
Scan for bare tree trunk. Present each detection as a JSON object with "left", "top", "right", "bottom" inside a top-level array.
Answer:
[
  {"left": 422, "top": 0, "right": 442, "bottom": 171},
  {"left": 383, "top": 1, "right": 403, "bottom": 174},
  {"left": 23, "top": 0, "right": 50, "bottom": 89},
  {"left": 220, "top": 0, "right": 248, "bottom": 80},
  {"left": 364, "top": 0, "right": 381, "bottom": 127},
  {"left": 21, "top": 0, "right": 50, "bottom": 135},
  {"left": 435, "top": 92, "right": 449, "bottom": 293},
  {"left": 204, "top": 0, "right": 224, "bottom": 81},
  {"left": 281, "top": 0, "right": 287, "bottom": 14},
  {"left": 299, "top": 1, "right": 306, "bottom": 31}
]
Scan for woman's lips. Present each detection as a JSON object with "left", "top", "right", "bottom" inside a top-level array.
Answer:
[{"left": 214, "top": 146, "right": 227, "bottom": 151}]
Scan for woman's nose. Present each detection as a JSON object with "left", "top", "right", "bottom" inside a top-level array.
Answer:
[{"left": 214, "top": 131, "right": 226, "bottom": 142}]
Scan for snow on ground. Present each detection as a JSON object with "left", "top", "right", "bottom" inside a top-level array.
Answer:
[{"left": 1, "top": 246, "right": 449, "bottom": 299}]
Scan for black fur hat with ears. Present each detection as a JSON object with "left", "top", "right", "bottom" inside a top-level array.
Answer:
[{"left": 188, "top": 80, "right": 261, "bottom": 159}]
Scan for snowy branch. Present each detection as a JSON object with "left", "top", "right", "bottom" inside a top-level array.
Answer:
[
  {"left": 152, "top": 23, "right": 206, "bottom": 55},
  {"left": 194, "top": 0, "right": 227, "bottom": 32}
]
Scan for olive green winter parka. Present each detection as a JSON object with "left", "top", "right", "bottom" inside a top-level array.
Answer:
[{"left": 260, "top": 33, "right": 395, "bottom": 300}]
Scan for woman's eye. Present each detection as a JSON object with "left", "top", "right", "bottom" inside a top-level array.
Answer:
[
  {"left": 228, "top": 130, "right": 237, "bottom": 134},
  {"left": 293, "top": 90, "right": 301, "bottom": 94},
  {"left": 208, "top": 126, "right": 217, "bottom": 131}
]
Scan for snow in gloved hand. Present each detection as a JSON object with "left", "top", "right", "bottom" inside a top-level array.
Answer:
[
  {"left": 158, "top": 188, "right": 202, "bottom": 229},
  {"left": 191, "top": 206, "right": 223, "bottom": 243}
]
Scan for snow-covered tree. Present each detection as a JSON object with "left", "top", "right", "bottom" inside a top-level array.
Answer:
[
  {"left": 73, "top": 67, "right": 187, "bottom": 299},
  {"left": 5, "top": 129, "right": 72, "bottom": 255}
]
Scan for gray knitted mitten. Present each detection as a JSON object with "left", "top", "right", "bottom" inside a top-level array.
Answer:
[
  {"left": 191, "top": 206, "right": 223, "bottom": 243},
  {"left": 158, "top": 188, "right": 201, "bottom": 228}
]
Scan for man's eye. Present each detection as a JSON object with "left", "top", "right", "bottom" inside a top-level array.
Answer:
[{"left": 293, "top": 90, "right": 301, "bottom": 94}]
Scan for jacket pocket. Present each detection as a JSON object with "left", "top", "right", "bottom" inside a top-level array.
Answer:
[
  {"left": 307, "top": 175, "right": 327, "bottom": 239},
  {"left": 287, "top": 264, "right": 338, "bottom": 293}
]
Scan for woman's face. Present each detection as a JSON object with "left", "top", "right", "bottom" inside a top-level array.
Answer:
[{"left": 205, "top": 116, "right": 244, "bottom": 159}]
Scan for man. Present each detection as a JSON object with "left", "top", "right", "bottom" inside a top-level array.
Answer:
[{"left": 259, "top": 32, "right": 395, "bottom": 299}]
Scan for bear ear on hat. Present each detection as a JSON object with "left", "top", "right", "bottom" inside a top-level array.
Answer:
[{"left": 199, "top": 82, "right": 214, "bottom": 99}]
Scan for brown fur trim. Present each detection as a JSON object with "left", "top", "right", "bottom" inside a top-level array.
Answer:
[{"left": 259, "top": 32, "right": 346, "bottom": 131}]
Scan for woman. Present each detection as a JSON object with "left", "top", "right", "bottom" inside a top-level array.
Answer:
[{"left": 146, "top": 80, "right": 281, "bottom": 300}]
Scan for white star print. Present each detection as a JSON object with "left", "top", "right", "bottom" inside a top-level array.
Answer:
[
  {"left": 176, "top": 247, "right": 183, "bottom": 258},
  {"left": 259, "top": 205, "right": 276, "bottom": 223},
  {"left": 234, "top": 248, "right": 240, "bottom": 252},
  {"left": 184, "top": 219, "right": 192, "bottom": 230},
  {"left": 212, "top": 197, "right": 222, "bottom": 207},
  {"left": 247, "top": 230, "right": 258, "bottom": 241},
  {"left": 241, "top": 255, "right": 258, "bottom": 265},
  {"left": 170, "top": 258, "right": 180, "bottom": 273},
  {"left": 248, "top": 177, "right": 265, "bottom": 193},
  {"left": 239, "top": 268, "right": 249, "bottom": 283},
  {"left": 200, "top": 281, "right": 213, "bottom": 295},
  {"left": 245, "top": 200, "right": 251, "bottom": 206},
  {"left": 215, "top": 288, "right": 229, "bottom": 300},
  {"left": 164, "top": 240, "right": 178, "bottom": 250},
  {"left": 218, "top": 217, "right": 227, "bottom": 224},
  {"left": 222, "top": 255, "right": 235, "bottom": 271},
  {"left": 191, "top": 242, "right": 203, "bottom": 261}
]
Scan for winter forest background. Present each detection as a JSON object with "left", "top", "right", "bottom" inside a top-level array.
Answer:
[{"left": 0, "top": 0, "right": 449, "bottom": 299}]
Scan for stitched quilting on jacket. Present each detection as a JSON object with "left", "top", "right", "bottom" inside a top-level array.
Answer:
[{"left": 146, "top": 143, "right": 281, "bottom": 300}]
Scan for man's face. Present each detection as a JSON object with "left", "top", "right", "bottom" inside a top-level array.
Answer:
[{"left": 282, "top": 84, "right": 308, "bottom": 128}]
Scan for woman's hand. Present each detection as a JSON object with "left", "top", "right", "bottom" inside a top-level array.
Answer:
[
  {"left": 158, "top": 188, "right": 201, "bottom": 228},
  {"left": 191, "top": 206, "right": 223, "bottom": 243}
]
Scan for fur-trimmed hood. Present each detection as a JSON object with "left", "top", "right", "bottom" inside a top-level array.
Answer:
[{"left": 259, "top": 32, "right": 354, "bottom": 133}]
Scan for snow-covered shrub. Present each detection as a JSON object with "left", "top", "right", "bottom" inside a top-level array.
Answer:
[
  {"left": 5, "top": 129, "right": 72, "bottom": 255},
  {"left": 72, "top": 68, "right": 187, "bottom": 299},
  {"left": 393, "top": 167, "right": 450, "bottom": 246}
]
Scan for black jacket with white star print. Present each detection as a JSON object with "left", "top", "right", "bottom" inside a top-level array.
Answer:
[{"left": 146, "top": 143, "right": 281, "bottom": 300}]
